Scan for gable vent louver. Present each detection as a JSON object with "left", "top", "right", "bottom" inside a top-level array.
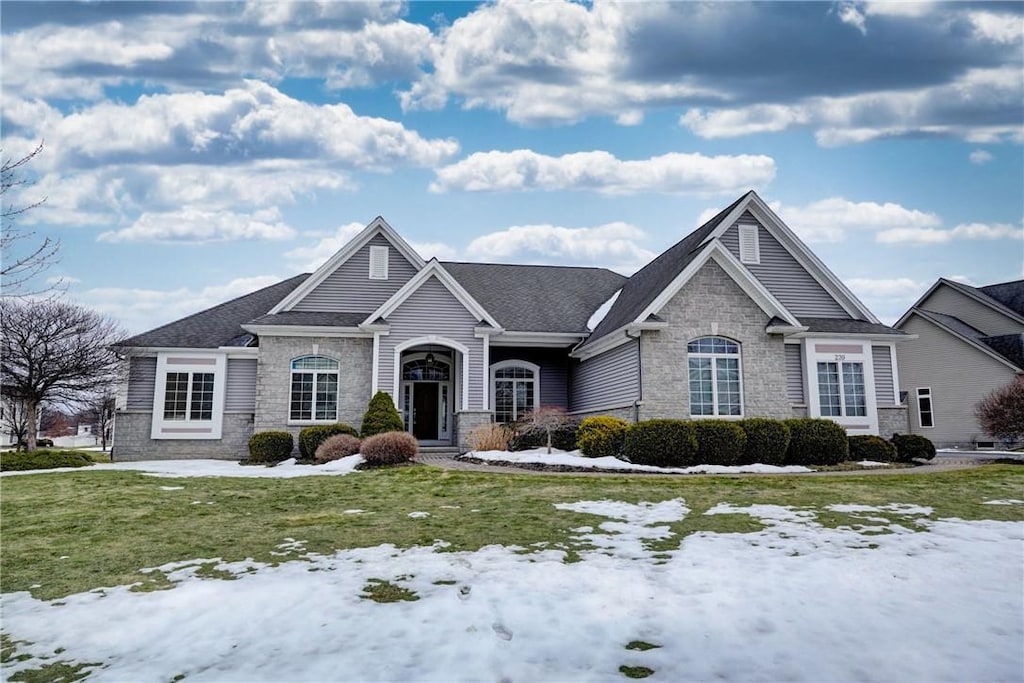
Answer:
[
  {"left": 739, "top": 224, "right": 760, "bottom": 265},
  {"left": 369, "top": 245, "right": 389, "bottom": 280}
]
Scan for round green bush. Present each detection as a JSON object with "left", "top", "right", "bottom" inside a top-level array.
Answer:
[
  {"left": 624, "top": 419, "right": 698, "bottom": 468},
  {"left": 361, "top": 431, "right": 418, "bottom": 467},
  {"left": 248, "top": 431, "right": 294, "bottom": 464},
  {"left": 693, "top": 420, "right": 747, "bottom": 466},
  {"left": 738, "top": 418, "right": 790, "bottom": 466},
  {"left": 0, "top": 450, "right": 94, "bottom": 472},
  {"left": 577, "top": 416, "right": 630, "bottom": 458},
  {"left": 298, "top": 423, "right": 359, "bottom": 460},
  {"left": 848, "top": 435, "right": 898, "bottom": 462},
  {"left": 360, "top": 391, "right": 405, "bottom": 437},
  {"left": 890, "top": 433, "right": 936, "bottom": 462},
  {"left": 783, "top": 418, "right": 849, "bottom": 466},
  {"left": 314, "top": 434, "right": 362, "bottom": 463}
]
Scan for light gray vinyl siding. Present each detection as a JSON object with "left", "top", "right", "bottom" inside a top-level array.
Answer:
[
  {"left": 896, "top": 313, "right": 1018, "bottom": 445},
  {"left": 292, "top": 234, "right": 420, "bottom": 313},
  {"left": 785, "top": 343, "right": 804, "bottom": 404},
  {"left": 571, "top": 340, "right": 640, "bottom": 413},
  {"left": 489, "top": 347, "right": 569, "bottom": 408},
  {"left": 225, "top": 358, "right": 257, "bottom": 412},
  {"left": 720, "top": 213, "right": 850, "bottom": 318},
  {"left": 872, "top": 346, "right": 896, "bottom": 406},
  {"left": 377, "top": 275, "right": 485, "bottom": 408},
  {"left": 918, "top": 283, "right": 1024, "bottom": 336},
  {"left": 126, "top": 356, "right": 157, "bottom": 410}
]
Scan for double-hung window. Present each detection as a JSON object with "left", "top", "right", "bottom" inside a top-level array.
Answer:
[
  {"left": 687, "top": 337, "right": 742, "bottom": 417},
  {"left": 916, "top": 388, "right": 934, "bottom": 428},
  {"left": 816, "top": 361, "right": 866, "bottom": 417},
  {"left": 290, "top": 356, "right": 339, "bottom": 422}
]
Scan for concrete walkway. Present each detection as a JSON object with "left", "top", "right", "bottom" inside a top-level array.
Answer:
[{"left": 414, "top": 451, "right": 1014, "bottom": 477}]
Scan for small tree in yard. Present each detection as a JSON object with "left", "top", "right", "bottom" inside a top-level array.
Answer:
[
  {"left": 0, "top": 390, "right": 32, "bottom": 450},
  {"left": 521, "top": 406, "right": 575, "bottom": 454},
  {"left": 360, "top": 391, "right": 405, "bottom": 437},
  {"left": 977, "top": 377, "right": 1024, "bottom": 447},
  {"left": 85, "top": 390, "right": 117, "bottom": 451},
  {"left": 0, "top": 298, "right": 125, "bottom": 451}
]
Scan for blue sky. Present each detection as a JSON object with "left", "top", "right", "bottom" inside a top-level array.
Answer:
[{"left": 2, "top": 0, "right": 1021, "bottom": 333}]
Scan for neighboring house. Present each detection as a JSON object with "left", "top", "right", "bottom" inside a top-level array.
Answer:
[
  {"left": 112, "top": 190, "right": 908, "bottom": 460},
  {"left": 894, "top": 278, "right": 1024, "bottom": 448},
  {"left": 0, "top": 387, "right": 40, "bottom": 448}
]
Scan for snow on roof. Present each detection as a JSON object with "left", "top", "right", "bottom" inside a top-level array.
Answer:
[{"left": 587, "top": 288, "right": 621, "bottom": 332}]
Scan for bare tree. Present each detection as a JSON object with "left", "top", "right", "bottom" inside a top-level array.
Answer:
[
  {"left": 85, "top": 390, "right": 117, "bottom": 451},
  {"left": 0, "top": 388, "right": 31, "bottom": 450},
  {"left": 2, "top": 141, "right": 60, "bottom": 297},
  {"left": 0, "top": 298, "right": 125, "bottom": 450},
  {"left": 521, "top": 406, "right": 576, "bottom": 454},
  {"left": 977, "top": 377, "right": 1024, "bottom": 448}
]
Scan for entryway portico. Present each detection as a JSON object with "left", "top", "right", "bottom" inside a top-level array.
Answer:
[{"left": 393, "top": 337, "right": 470, "bottom": 446}]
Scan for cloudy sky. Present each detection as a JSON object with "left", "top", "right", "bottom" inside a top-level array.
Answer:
[{"left": 3, "top": 0, "right": 1022, "bottom": 333}]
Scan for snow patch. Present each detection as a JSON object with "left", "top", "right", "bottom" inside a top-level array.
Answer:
[
  {"left": 408, "top": 511, "right": 430, "bottom": 519},
  {"left": 468, "top": 448, "right": 813, "bottom": 474},
  {"left": 856, "top": 460, "right": 892, "bottom": 467},
  {"left": 0, "top": 455, "right": 365, "bottom": 479},
  {"left": 587, "top": 288, "right": 621, "bottom": 331},
  {"left": 982, "top": 499, "right": 1024, "bottom": 506}
]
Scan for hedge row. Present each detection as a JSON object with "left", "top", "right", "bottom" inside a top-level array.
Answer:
[{"left": 0, "top": 449, "right": 96, "bottom": 472}]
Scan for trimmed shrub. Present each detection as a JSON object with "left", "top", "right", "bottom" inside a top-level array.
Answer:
[
  {"left": 577, "top": 416, "right": 630, "bottom": 459},
  {"left": 891, "top": 433, "right": 936, "bottom": 462},
  {"left": 848, "top": 435, "right": 898, "bottom": 463},
  {"left": 360, "top": 391, "right": 405, "bottom": 437},
  {"left": 509, "top": 419, "right": 579, "bottom": 452},
  {"left": 467, "top": 423, "right": 514, "bottom": 452},
  {"left": 299, "top": 423, "right": 359, "bottom": 460},
  {"left": 248, "top": 431, "right": 294, "bottom": 464},
  {"left": 314, "top": 434, "right": 362, "bottom": 464},
  {"left": 361, "top": 431, "right": 418, "bottom": 467},
  {"left": 0, "top": 450, "right": 94, "bottom": 472},
  {"left": 693, "top": 420, "right": 747, "bottom": 466},
  {"left": 738, "top": 418, "right": 790, "bottom": 466},
  {"left": 624, "top": 419, "right": 698, "bottom": 468},
  {"left": 783, "top": 418, "right": 849, "bottom": 466}
]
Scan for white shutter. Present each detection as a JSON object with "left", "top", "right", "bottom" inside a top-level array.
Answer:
[
  {"left": 369, "top": 246, "right": 389, "bottom": 280},
  {"left": 739, "top": 224, "right": 760, "bottom": 265}
]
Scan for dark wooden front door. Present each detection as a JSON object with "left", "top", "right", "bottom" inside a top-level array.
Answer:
[{"left": 412, "top": 384, "right": 438, "bottom": 440}]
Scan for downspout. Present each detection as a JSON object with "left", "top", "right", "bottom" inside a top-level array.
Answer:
[{"left": 626, "top": 329, "right": 643, "bottom": 423}]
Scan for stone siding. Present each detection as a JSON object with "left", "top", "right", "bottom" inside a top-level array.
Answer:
[
  {"left": 254, "top": 336, "right": 373, "bottom": 442},
  {"left": 455, "top": 410, "right": 493, "bottom": 453},
  {"left": 570, "top": 405, "right": 636, "bottom": 422},
  {"left": 878, "top": 405, "right": 909, "bottom": 440},
  {"left": 112, "top": 411, "right": 253, "bottom": 461},
  {"left": 639, "top": 260, "right": 790, "bottom": 421}
]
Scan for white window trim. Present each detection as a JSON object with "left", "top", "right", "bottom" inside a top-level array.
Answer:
[
  {"left": 490, "top": 359, "right": 541, "bottom": 423},
  {"left": 803, "top": 339, "right": 878, "bottom": 435},
  {"left": 687, "top": 337, "right": 744, "bottom": 418},
  {"left": 916, "top": 387, "right": 935, "bottom": 429},
  {"left": 151, "top": 353, "right": 226, "bottom": 440},
  {"left": 369, "top": 245, "right": 389, "bottom": 280},
  {"left": 739, "top": 223, "right": 760, "bottom": 265},
  {"left": 287, "top": 355, "right": 340, "bottom": 425}
]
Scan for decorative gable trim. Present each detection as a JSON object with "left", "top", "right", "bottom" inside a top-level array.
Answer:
[
  {"left": 637, "top": 242, "right": 801, "bottom": 328},
  {"left": 701, "top": 192, "right": 879, "bottom": 323},
  {"left": 364, "top": 259, "right": 502, "bottom": 329},
  {"left": 269, "top": 217, "right": 426, "bottom": 314}
]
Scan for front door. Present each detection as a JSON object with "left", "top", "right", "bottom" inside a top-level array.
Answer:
[{"left": 412, "top": 383, "right": 439, "bottom": 440}]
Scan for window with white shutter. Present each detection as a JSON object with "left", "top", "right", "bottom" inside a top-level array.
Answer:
[
  {"left": 739, "top": 224, "right": 760, "bottom": 265},
  {"left": 369, "top": 246, "right": 389, "bottom": 280}
]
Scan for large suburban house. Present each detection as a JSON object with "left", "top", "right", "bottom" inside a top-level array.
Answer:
[
  {"left": 894, "top": 278, "right": 1023, "bottom": 448},
  {"left": 112, "top": 190, "right": 909, "bottom": 460}
]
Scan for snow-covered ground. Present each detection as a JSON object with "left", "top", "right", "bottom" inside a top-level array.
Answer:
[
  {"left": 0, "top": 456, "right": 363, "bottom": 479},
  {"left": 2, "top": 498, "right": 1021, "bottom": 682},
  {"left": 468, "top": 447, "right": 815, "bottom": 474}
]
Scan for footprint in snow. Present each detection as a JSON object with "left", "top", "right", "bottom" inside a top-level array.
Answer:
[{"left": 492, "top": 622, "right": 513, "bottom": 641}]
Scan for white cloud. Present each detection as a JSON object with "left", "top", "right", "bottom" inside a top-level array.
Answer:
[
  {"left": 968, "top": 11, "right": 1024, "bottom": 44},
  {"left": 430, "top": 150, "right": 776, "bottom": 195},
  {"left": 284, "top": 223, "right": 368, "bottom": 272},
  {"left": 846, "top": 277, "right": 928, "bottom": 299},
  {"left": 80, "top": 275, "right": 284, "bottom": 334},
  {"left": 877, "top": 222, "right": 1024, "bottom": 245},
  {"left": 464, "top": 222, "right": 655, "bottom": 271},
  {"left": 969, "top": 149, "right": 994, "bottom": 165},
  {"left": 836, "top": 3, "right": 867, "bottom": 34},
  {"left": 97, "top": 208, "right": 296, "bottom": 244},
  {"left": 408, "top": 241, "right": 459, "bottom": 261}
]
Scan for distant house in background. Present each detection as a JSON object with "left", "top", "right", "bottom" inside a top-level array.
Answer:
[{"left": 895, "top": 278, "right": 1024, "bottom": 448}]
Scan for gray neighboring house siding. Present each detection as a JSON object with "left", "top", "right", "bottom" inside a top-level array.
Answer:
[
  {"left": 490, "top": 347, "right": 570, "bottom": 409},
  {"left": 897, "top": 314, "right": 1018, "bottom": 446},
  {"left": 638, "top": 260, "right": 790, "bottom": 421},
  {"left": 918, "top": 285, "right": 1021, "bottom": 336},
  {"left": 570, "top": 340, "right": 640, "bottom": 415},
  {"left": 720, "top": 214, "right": 850, "bottom": 318},
  {"left": 292, "top": 234, "right": 419, "bottom": 313},
  {"left": 376, "top": 275, "right": 486, "bottom": 409}
]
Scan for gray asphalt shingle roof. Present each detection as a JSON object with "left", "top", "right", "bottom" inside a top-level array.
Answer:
[
  {"left": 798, "top": 317, "right": 907, "bottom": 336},
  {"left": 245, "top": 311, "right": 367, "bottom": 328},
  {"left": 978, "top": 279, "right": 1024, "bottom": 317},
  {"left": 441, "top": 262, "right": 626, "bottom": 333},
  {"left": 981, "top": 333, "right": 1024, "bottom": 369},
  {"left": 118, "top": 274, "right": 309, "bottom": 349}
]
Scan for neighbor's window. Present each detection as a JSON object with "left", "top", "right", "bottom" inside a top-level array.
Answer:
[
  {"left": 163, "top": 372, "right": 215, "bottom": 421},
  {"left": 916, "top": 387, "right": 934, "bottom": 428},
  {"left": 290, "top": 356, "right": 339, "bottom": 421},
  {"left": 492, "top": 362, "right": 538, "bottom": 423},
  {"left": 687, "top": 337, "right": 742, "bottom": 416},
  {"left": 816, "top": 361, "right": 866, "bottom": 417}
]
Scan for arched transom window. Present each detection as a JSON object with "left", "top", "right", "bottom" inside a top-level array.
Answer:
[
  {"left": 687, "top": 337, "right": 742, "bottom": 417},
  {"left": 491, "top": 361, "right": 539, "bottom": 424},
  {"left": 403, "top": 357, "right": 450, "bottom": 382},
  {"left": 290, "top": 356, "right": 339, "bottom": 421}
]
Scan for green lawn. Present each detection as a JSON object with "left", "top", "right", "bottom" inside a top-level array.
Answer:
[{"left": 2, "top": 464, "right": 1022, "bottom": 600}]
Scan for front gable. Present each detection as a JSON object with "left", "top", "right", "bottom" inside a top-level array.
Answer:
[{"left": 270, "top": 218, "right": 425, "bottom": 315}]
